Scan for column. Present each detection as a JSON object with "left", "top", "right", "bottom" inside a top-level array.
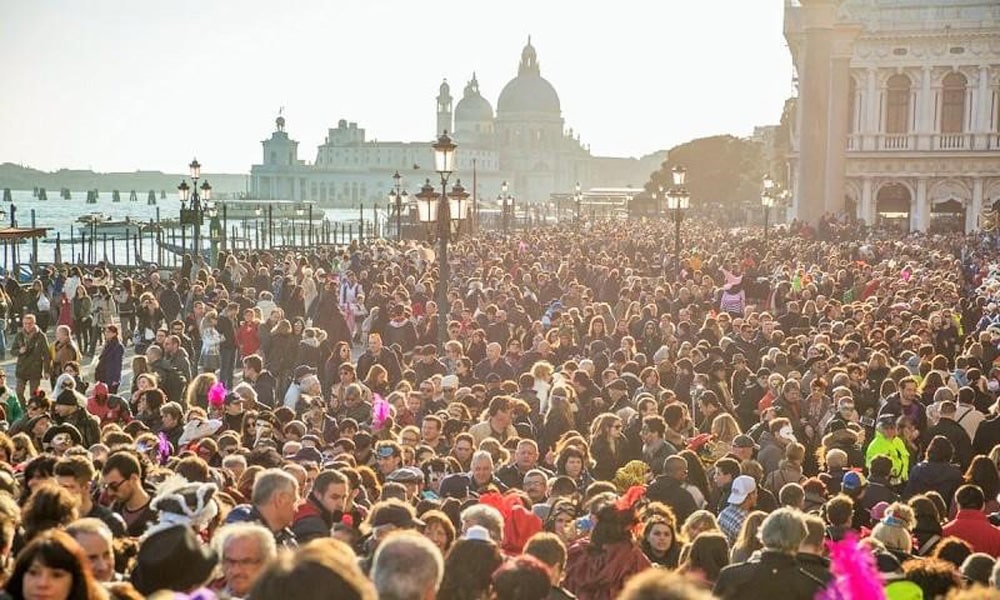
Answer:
[
  {"left": 914, "top": 178, "right": 929, "bottom": 232},
  {"left": 861, "top": 177, "right": 874, "bottom": 226},
  {"left": 975, "top": 65, "right": 991, "bottom": 148},
  {"left": 794, "top": 0, "right": 839, "bottom": 225},
  {"left": 970, "top": 178, "right": 985, "bottom": 233},
  {"left": 918, "top": 66, "right": 934, "bottom": 150},
  {"left": 825, "top": 23, "right": 863, "bottom": 216},
  {"left": 863, "top": 67, "right": 879, "bottom": 150}
]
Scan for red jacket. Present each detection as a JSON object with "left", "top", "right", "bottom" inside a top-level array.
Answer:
[{"left": 943, "top": 509, "right": 1000, "bottom": 556}]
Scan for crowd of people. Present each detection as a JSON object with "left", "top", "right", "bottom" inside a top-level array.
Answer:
[{"left": 0, "top": 217, "right": 997, "bottom": 599}]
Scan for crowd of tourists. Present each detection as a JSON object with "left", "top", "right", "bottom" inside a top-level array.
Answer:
[{"left": 0, "top": 217, "right": 997, "bottom": 600}]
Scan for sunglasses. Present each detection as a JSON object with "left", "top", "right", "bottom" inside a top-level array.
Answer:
[{"left": 103, "top": 479, "right": 125, "bottom": 492}]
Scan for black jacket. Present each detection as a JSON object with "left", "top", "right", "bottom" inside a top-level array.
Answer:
[
  {"left": 645, "top": 476, "right": 697, "bottom": 523},
  {"left": 714, "top": 551, "right": 826, "bottom": 600},
  {"left": 973, "top": 415, "right": 1000, "bottom": 457},
  {"left": 925, "top": 418, "right": 973, "bottom": 471}
]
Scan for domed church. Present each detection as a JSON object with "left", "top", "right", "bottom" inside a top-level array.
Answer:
[{"left": 251, "top": 39, "right": 660, "bottom": 207}]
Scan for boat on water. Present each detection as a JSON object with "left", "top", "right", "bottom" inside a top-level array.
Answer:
[
  {"left": 73, "top": 214, "right": 145, "bottom": 237},
  {"left": 217, "top": 199, "right": 316, "bottom": 220}
]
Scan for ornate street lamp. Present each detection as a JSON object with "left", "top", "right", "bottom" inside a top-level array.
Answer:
[
  {"left": 177, "top": 158, "right": 212, "bottom": 258},
  {"left": 761, "top": 174, "right": 776, "bottom": 245},
  {"left": 415, "top": 132, "right": 469, "bottom": 346},
  {"left": 574, "top": 181, "right": 583, "bottom": 224},
  {"left": 388, "top": 170, "right": 409, "bottom": 242},
  {"left": 662, "top": 165, "right": 690, "bottom": 254},
  {"left": 498, "top": 181, "right": 515, "bottom": 236}
]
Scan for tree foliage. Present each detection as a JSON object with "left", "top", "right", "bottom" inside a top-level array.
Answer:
[{"left": 635, "top": 135, "right": 765, "bottom": 215}]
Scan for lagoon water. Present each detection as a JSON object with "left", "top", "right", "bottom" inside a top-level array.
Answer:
[{"left": 2, "top": 190, "right": 385, "bottom": 268}]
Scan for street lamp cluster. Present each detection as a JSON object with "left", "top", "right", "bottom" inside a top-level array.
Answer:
[
  {"left": 574, "top": 182, "right": 583, "bottom": 223},
  {"left": 498, "top": 181, "right": 515, "bottom": 235},
  {"left": 657, "top": 165, "right": 690, "bottom": 254},
  {"left": 760, "top": 174, "right": 791, "bottom": 244},
  {"left": 177, "top": 158, "right": 214, "bottom": 259},
  {"left": 414, "top": 132, "right": 471, "bottom": 346},
  {"left": 388, "top": 170, "right": 409, "bottom": 242}
]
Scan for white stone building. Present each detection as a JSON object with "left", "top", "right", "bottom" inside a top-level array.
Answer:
[
  {"left": 250, "top": 39, "right": 660, "bottom": 209},
  {"left": 784, "top": 0, "right": 1000, "bottom": 232}
]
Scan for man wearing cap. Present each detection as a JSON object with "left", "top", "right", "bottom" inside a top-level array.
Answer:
[
  {"left": 646, "top": 455, "right": 697, "bottom": 523},
  {"left": 53, "top": 388, "right": 100, "bottom": 447},
  {"left": 866, "top": 415, "right": 910, "bottom": 486},
  {"left": 718, "top": 475, "right": 758, "bottom": 544},
  {"left": 374, "top": 441, "right": 403, "bottom": 483},
  {"left": 730, "top": 434, "right": 758, "bottom": 463},
  {"left": 386, "top": 466, "right": 425, "bottom": 502}
]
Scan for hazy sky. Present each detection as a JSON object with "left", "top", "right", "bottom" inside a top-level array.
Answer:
[{"left": 0, "top": 1, "right": 793, "bottom": 174}]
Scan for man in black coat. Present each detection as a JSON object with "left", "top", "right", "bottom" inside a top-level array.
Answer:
[
  {"left": 356, "top": 333, "right": 402, "bottom": 388},
  {"left": 926, "top": 401, "right": 973, "bottom": 470},
  {"left": 645, "top": 455, "right": 697, "bottom": 524},
  {"left": 714, "top": 507, "right": 827, "bottom": 600},
  {"left": 973, "top": 410, "right": 1000, "bottom": 457}
]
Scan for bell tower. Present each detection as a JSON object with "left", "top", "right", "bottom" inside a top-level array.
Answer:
[{"left": 436, "top": 79, "right": 453, "bottom": 136}]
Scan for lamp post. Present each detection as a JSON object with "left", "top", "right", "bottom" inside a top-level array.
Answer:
[
  {"left": 177, "top": 158, "right": 213, "bottom": 259},
  {"left": 663, "top": 165, "right": 690, "bottom": 254},
  {"left": 415, "top": 132, "right": 469, "bottom": 347},
  {"left": 761, "top": 174, "right": 776, "bottom": 245},
  {"left": 498, "top": 181, "right": 515, "bottom": 236},
  {"left": 574, "top": 182, "right": 583, "bottom": 224},
  {"left": 388, "top": 170, "right": 409, "bottom": 242}
]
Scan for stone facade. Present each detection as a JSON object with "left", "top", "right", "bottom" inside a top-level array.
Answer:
[{"left": 785, "top": 0, "right": 1000, "bottom": 232}]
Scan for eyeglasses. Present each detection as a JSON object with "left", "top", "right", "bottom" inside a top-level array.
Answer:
[
  {"left": 102, "top": 479, "right": 125, "bottom": 492},
  {"left": 223, "top": 557, "right": 264, "bottom": 569}
]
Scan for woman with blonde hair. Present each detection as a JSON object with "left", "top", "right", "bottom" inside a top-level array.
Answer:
[
  {"left": 185, "top": 372, "right": 219, "bottom": 411},
  {"left": 705, "top": 413, "right": 741, "bottom": 462}
]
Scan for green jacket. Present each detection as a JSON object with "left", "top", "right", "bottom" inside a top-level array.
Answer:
[
  {"left": 866, "top": 432, "right": 910, "bottom": 484},
  {"left": 1, "top": 390, "right": 22, "bottom": 425}
]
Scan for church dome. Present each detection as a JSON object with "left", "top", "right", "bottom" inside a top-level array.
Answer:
[
  {"left": 455, "top": 73, "right": 494, "bottom": 122},
  {"left": 497, "top": 38, "right": 561, "bottom": 116}
]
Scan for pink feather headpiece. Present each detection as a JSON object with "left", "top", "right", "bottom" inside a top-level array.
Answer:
[
  {"left": 372, "top": 394, "right": 390, "bottom": 428},
  {"left": 208, "top": 382, "right": 227, "bottom": 408},
  {"left": 820, "top": 533, "right": 886, "bottom": 600}
]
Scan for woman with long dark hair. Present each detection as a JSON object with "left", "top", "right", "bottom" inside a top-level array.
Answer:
[
  {"left": 4, "top": 529, "right": 104, "bottom": 600},
  {"left": 639, "top": 503, "right": 683, "bottom": 569}
]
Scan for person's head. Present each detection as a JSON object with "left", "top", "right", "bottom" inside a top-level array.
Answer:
[
  {"left": 871, "top": 503, "right": 915, "bottom": 554},
  {"left": 461, "top": 504, "right": 504, "bottom": 545},
  {"left": 53, "top": 455, "right": 95, "bottom": 506},
  {"left": 759, "top": 507, "right": 808, "bottom": 554},
  {"left": 618, "top": 568, "right": 716, "bottom": 600},
  {"left": 251, "top": 468, "right": 301, "bottom": 531},
  {"left": 522, "top": 469, "right": 549, "bottom": 505},
  {"left": 470, "top": 450, "right": 495, "bottom": 486},
  {"left": 491, "top": 554, "right": 552, "bottom": 600},
  {"left": 250, "top": 538, "right": 376, "bottom": 600},
  {"left": 779, "top": 483, "right": 805, "bottom": 510},
  {"left": 925, "top": 435, "right": 954, "bottom": 464},
  {"left": 65, "top": 519, "right": 114, "bottom": 583},
  {"left": 371, "top": 531, "right": 444, "bottom": 600},
  {"left": 641, "top": 508, "right": 679, "bottom": 559},
  {"left": 101, "top": 452, "right": 143, "bottom": 504},
  {"left": 799, "top": 513, "right": 826, "bottom": 556},
  {"left": 22, "top": 483, "right": 78, "bottom": 541},
  {"left": 420, "top": 510, "right": 457, "bottom": 554},
  {"left": 523, "top": 532, "right": 567, "bottom": 586},
  {"left": 5, "top": 529, "right": 101, "bottom": 600},
  {"left": 680, "top": 532, "right": 729, "bottom": 583},
  {"left": 514, "top": 439, "right": 540, "bottom": 471},
  {"left": 664, "top": 455, "right": 688, "bottom": 483},
  {"left": 713, "top": 457, "right": 741, "bottom": 489},
  {"left": 955, "top": 484, "right": 986, "bottom": 511},
  {"left": 437, "top": 537, "right": 503, "bottom": 600},
  {"left": 825, "top": 494, "right": 854, "bottom": 528},
  {"left": 901, "top": 557, "right": 963, "bottom": 600},
  {"left": 311, "top": 469, "right": 350, "bottom": 516}
]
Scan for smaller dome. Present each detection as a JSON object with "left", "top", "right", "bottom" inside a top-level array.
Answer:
[{"left": 455, "top": 73, "right": 494, "bottom": 122}]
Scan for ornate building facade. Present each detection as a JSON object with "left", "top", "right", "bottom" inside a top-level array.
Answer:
[
  {"left": 785, "top": 0, "right": 1000, "bottom": 232},
  {"left": 250, "top": 39, "right": 660, "bottom": 208}
]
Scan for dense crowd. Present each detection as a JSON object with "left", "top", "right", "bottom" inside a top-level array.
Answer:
[{"left": 0, "top": 217, "right": 997, "bottom": 599}]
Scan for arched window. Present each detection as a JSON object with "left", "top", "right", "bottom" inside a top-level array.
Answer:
[
  {"left": 940, "top": 72, "right": 967, "bottom": 134},
  {"left": 885, "top": 74, "right": 911, "bottom": 134}
]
